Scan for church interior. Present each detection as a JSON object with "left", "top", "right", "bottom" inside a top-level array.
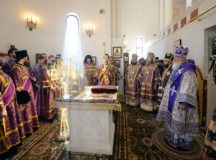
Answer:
[{"left": 0, "top": 0, "right": 216, "bottom": 159}]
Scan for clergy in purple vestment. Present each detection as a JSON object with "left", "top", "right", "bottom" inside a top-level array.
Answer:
[
  {"left": 157, "top": 46, "right": 199, "bottom": 150},
  {"left": 12, "top": 50, "right": 39, "bottom": 135},
  {"left": 2, "top": 48, "right": 17, "bottom": 77},
  {"left": 96, "top": 54, "right": 116, "bottom": 85},
  {"left": 32, "top": 55, "right": 56, "bottom": 120},
  {"left": 0, "top": 60, "right": 24, "bottom": 156}
]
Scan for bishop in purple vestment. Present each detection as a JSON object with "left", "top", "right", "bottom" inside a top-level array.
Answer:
[{"left": 96, "top": 54, "right": 116, "bottom": 85}]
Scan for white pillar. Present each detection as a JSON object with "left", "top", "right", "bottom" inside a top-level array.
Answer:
[
  {"left": 159, "top": 0, "right": 165, "bottom": 31},
  {"left": 164, "top": 0, "right": 172, "bottom": 27},
  {"left": 111, "top": 0, "right": 117, "bottom": 38},
  {"left": 186, "top": 0, "right": 192, "bottom": 9}
]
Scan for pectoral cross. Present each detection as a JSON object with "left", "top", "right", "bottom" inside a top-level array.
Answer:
[
  {"left": 170, "top": 86, "right": 177, "bottom": 96},
  {"left": 177, "top": 68, "right": 184, "bottom": 75}
]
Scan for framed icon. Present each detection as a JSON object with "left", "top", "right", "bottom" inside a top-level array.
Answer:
[
  {"left": 174, "top": 39, "right": 182, "bottom": 48},
  {"left": 113, "top": 47, "right": 122, "bottom": 58},
  {"left": 92, "top": 56, "right": 97, "bottom": 65},
  {"left": 114, "top": 60, "right": 121, "bottom": 68}
]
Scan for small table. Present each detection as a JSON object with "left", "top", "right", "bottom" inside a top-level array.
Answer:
[{"left": 54, "top": 87, "right": 121, "bottom": 155}]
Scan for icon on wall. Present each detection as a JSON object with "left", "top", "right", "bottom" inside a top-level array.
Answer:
[
  {"left": 91, "top": 56, "right": 97, "bottom": 65},
  {"left": 113, "top": 47, "right": 122, "bottom": 58}
]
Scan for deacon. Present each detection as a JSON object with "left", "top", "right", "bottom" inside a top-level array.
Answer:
[
  {"left": 96, "top": 54, "right": 116, "bottom": 85},
  {"left": 0, "top": 59, "right": 24, "bottom": 157},
  {"left": 83, "top": 55, "right": 96, "bottom": 86},
  {"left": 137, "top": 52, "right": 161, "bottom": 111},
  {"left": 32, "top": 55, "right": 56, "bottom": 120},
  {"left": 156, "top": 46, "right": 199, "bottom": 150},
  {"left": 31, "top": 55, "right": 47, "bottom": 117},
  {"left": 2, "top": 48, "right": 17, "bottom": 77},
  {"left": 157, "top": 53, "right": 174, "bottom": 106},
  {"left": 12, "top": 50, "right": 39, "bottom": 134},
  {"left": 125, "top": 54, "right": 142, "bottom": 106}
]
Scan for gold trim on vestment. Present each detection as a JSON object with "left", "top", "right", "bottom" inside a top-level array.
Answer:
[
  {"left": 53, "top": 101, "right": 122, "bottom": 112},
  {"left": 125, "top": 95, "right": 139, "bottom": 100},
  {"left": 125, "top": 91, "right": 139, "bottom": 94},
  {"left": 127, "top": 64, "right": 141, "bottom": 88}
]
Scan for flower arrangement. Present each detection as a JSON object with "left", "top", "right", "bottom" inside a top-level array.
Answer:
[{"left": 209, "top": 36, "right": 216, "bottom": 72}]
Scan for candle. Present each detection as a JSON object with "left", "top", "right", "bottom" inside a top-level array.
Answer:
[
  {"left": 104, "top": 38, "right": 106, "bottom": 59},
  {"left": 69, "top": 58, "right": 72, "bottom": 80}
]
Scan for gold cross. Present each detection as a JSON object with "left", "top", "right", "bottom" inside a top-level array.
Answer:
[{"left": 145, "top": 70, "right": 149, "bottom": 76}]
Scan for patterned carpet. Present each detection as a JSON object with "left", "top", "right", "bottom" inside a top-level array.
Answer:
[
  {"left": 5, "top": 104, "right": 206, "bottom": 160},
  {"left": 123, "top": 104, "right": 205, "bottom": 160},
  {"left": 152, "top": 128, "right": 204, "bottom": 160},
  {"left": 7, "top": 119, "right": 60, "bottom": 160}
]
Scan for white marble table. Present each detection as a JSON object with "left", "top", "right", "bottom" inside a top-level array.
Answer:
[{"left": 55, "top": 87, "right": 121, "bottom": 155}]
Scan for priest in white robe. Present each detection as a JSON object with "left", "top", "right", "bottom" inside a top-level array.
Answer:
[{"left": 156, "top": 46, "right": 199, "bottom": 150}]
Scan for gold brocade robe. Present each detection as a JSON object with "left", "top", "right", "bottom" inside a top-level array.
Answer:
[
  {"left": 137, "top": 63, "right": 161, "bottom": 103},
  {"left": 96, "top": 64, "right": 116, "bottom": 85},
  {"left": 84, "top": 64, "right": 96, "bottom": 86}
]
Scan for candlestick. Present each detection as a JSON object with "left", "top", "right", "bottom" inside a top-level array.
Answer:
[{"left": 104, "top": 38, "right": 106, "bottom": 59}]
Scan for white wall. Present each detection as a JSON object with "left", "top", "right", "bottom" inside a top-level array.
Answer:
[
  {"left": 148, "top": 0, "right": 216, "bottom": 126},
  {"left": 120, "top": 0, "right": 160, "bottom": 57},
  {"left": 148, "top": 0, "right": 216, "bottom": 76},
  {"left": 0, "top": 0, "right": 111, "bottom": 66}
]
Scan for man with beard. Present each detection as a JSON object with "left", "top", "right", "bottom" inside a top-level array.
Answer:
[
  {"left": 156, "top": 46, "right": 199, "bottom": 150},
  {"left": 125, "top": 54, "right": 142, "bottom": 106},
  {"left": 2, "top": 48, "right": 17, "bottom": 77},
  {"left": 12, "top": 50, "right": 39, "bottom": 134},
  {"left": 157, "top": 53, "right": 174, "bottom": 106},
  {"left": 96, "top": 54, "right": 116, "bottom": 85},
  {"left": 137, "top": 52, "right": 161, "bottom": 111},
  {"left": 139, "top": 58, "right": 146, "bottom": 66}
]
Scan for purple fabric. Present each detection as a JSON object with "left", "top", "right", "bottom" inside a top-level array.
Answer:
[
  {"left": 12, "top": 64, "right": 39, "bottom": 132},
  {"left": 168, "top": 76, "right": 181, "bottom": 114},
  {"left": 2, "top": 58, "right": 16, "bottom": 77},
  {"left": 168, "top": 62, "right": 196, "bottom": 114},
  {"left": 31, "top": 64, "right": 46, "bottom": 117},
  {"left": 0, "top": 70, "right": 23, "bottom": 152},
  {"left": 157, "top": 110, "right": 199, "bottom": 135},
  {"left": 179, "top": 94, "right": 196, "bottom": 108},
  {"left": 174, "top": 46, "right": 188, "bottom": 58},
  {"left": 2, "top": 82, "right": 15, "bottom": 106}
]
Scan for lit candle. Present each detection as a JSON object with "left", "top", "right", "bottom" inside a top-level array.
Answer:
[{"left": 69, "top": 58, "right": 72, "bottom": 80}]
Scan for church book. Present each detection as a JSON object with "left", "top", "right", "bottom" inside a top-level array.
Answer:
[{"left": 91, "top": 85, "right": 118, "bottom": 94}]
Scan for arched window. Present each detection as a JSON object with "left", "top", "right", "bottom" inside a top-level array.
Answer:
[
  {"left": 136, "top": 37, "right": 144, "bottom": 58},
  {"left": 63, "top": 13, "right": 82, "bottom": 73},
  {"left": 186, "top": 0, "right": 192, "bottom": 9}
]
